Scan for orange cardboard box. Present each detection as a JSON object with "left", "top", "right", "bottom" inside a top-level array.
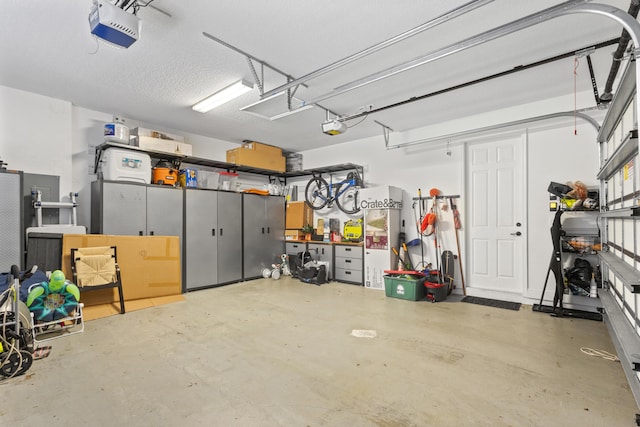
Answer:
[
  {"left": 226, "top": 147, "right": 286, "bottom": 172},
  {"left": 286, "top": 201, "right": 314, "bottom": 229},
  {"left": 62, "top": 234, "right": 182, "bottom": 307}
]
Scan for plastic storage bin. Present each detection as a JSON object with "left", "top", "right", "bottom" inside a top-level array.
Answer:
[
  {"left": 219, "top": 171, "right": 238, "bottom": 191},
  {"left": 198, "top": 171, "right": 220, "bottom": 189},
  {"left": 384, "top": 275, "right": 427, "bottom": 301}
]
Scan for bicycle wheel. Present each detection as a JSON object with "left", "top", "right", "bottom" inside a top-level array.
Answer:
[
  {"left": 335, "top": 183, "right": 360, "bottom": 214},
  {"left": 305, "top": 176, "right": 330, "bottom": 210}
]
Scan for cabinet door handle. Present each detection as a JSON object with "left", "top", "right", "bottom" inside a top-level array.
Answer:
[
  {"left": 150, "top": 231, "right": 155, "bottom": 236},
  {"left": 220, "top": 228, "right": 223, "bottom": 236},
  {"left": 345, "top": 271, "right": 351, "bottom": 275},
  {"left": 267, "top": 227, "right": 270, "bottom": 234},
  {"left": 510, "top": 232, "right": 522, "bottom": 236},
  {"left": 345, "top": 259, "right": 351, "bottom": 263},
  {"left": 346, "top": 248, "right": 351, "bottom": 252},
  {"left": 212, "top": 229, "right": 216, "bottom": 236},
  {"left": 139, "top": 231, "right": 144, "bottom": 236},
  {"left": 262, "top": 227, "right": 265, "bottom": 234},
  {"left": 321, "top": 248, "right": 324, "bottom": 255}
]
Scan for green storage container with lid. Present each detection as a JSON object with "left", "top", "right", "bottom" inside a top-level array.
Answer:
[{"left": 384, "top": 275, "right": 427, "bottom": 301}]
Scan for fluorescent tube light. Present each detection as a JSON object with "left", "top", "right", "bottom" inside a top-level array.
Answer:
[{"left": 192, "top": 79, "right": 254, "bottom": 113}]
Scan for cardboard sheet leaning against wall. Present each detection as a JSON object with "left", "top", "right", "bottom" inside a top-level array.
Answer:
[{"left": 61, "top": 234, "right": 182, "bottom": 314}]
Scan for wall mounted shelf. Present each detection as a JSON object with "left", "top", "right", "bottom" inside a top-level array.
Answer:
[{"left": 94, "top": 142, "right": 363, "bottom": 182}]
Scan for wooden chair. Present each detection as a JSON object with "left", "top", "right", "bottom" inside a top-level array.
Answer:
[{"left": 70, "top": 246, "right": 125, "bottom": 314}]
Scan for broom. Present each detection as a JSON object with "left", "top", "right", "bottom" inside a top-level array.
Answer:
[{"left": 450, "top": 197, "right": 466, "bottom": 295}]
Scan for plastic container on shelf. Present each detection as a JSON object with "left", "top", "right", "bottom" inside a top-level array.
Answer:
[
  {"left": 104, "top": 116, "right": 130, "bottom": 144},
  {"left": 219, "top": 171, "right": 238, "bottom": 191},
  {"left": 197, "top": 171, "right": 220, "bottom": 189}
]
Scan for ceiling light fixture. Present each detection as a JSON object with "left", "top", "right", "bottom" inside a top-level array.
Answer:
[
  {"left": 192, "top": 79, "right": 254, "bottom": 113},
  {"left": 269, "top": 104, "right": 315, "bottom": 121}
]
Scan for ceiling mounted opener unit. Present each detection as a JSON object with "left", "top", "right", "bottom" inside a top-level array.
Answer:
[
  {"left": 321, "top": 119, "right": 347, "bottom": 136},
  {"left": 89, "top": 0, "right": 141, "bottom": 48}
]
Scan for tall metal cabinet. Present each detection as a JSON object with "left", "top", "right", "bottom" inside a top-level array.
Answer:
[
  {"left": 184, "top": 189, "right": 242, "bottom": 290},
  {"left": 243, "top": 193, "right": 285, "bottom": 279},
  {"left": 0, "top": 170, "right": 23, "bottom": 269},
  {"left": 91, "top": 180, "right": 183, "bottom": 238}
]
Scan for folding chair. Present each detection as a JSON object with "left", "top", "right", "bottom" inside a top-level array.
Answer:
[{"left": 70, "top": 246, "right": 125, "bottom": 314}]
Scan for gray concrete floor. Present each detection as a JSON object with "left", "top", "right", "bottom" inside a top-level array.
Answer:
[{"left": 2, "top": 278, "right": 637, "bottom": 426}]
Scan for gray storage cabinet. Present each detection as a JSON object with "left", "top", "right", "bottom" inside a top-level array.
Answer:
[
  {"left": 184, "top": 189, "right": 242, "bottom": 291},
  {"left": 0, "top": 170, "right": 23, "bottom": 269},
  {"left": 91, "top": 180, "right": 183, "bottom": 239},
  {"left": 307, "top": 242, "right": 333, "bottom": 280},
  {"left": 243, "top": 193, "right": 285, "bottom": 279}
]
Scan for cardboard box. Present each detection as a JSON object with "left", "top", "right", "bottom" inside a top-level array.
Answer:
[
  {"left": 62, "top": 235, "right": 182, "bottom": 307},
  {"left": 134, "top": 135, "right": 193, "bottom": 156},
  {"left": 131, "top": 127, "right": 185, "bottom": 142},
  {"left": 241, "top": 140, "right": 282, "bottom": 157},
  {"left": 226, "top": 147, "right": 286, "bottom": 172},
  {"left": 284, "top": 229, "right": 304, "bottom": 240},
  {"left": 286, "top": 201, "right": 314, "bottom": 229}
]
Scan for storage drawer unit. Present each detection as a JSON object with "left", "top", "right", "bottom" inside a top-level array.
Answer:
[
  {"left": 334, "top": 245, "right": 363, "bottom": 285},
  {"left": 286, "top": 241, "right": 307, "bottom": 255}
]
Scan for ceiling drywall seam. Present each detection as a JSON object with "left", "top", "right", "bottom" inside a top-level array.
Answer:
[
  {"left": 384, "top": 110, "right": 601, "bottom": 150},
  {"left": 260, "top": 0, "right": 496, "bottom": 99}
]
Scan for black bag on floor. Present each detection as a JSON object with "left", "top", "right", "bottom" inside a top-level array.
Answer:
[
  {"left": 299, "top": 264, "right": 327, "bottom": 286},
  {"left": 566, "top": 258, "right": 593, "bottom": 290},
  {"left": 290, "top": 251, "right": 312, "bottom": 278}
]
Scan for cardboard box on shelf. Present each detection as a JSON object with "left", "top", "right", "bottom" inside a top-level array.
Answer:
[
  {"left": 134, "top": 135, "right": 193, "bottom": 156},
  {"left": 226, "top": 147, "right": 286, "bottom": 172},
  {"left": 241, "top": 140, "right": 282, "bottom": 157},
  {"left": 286, "top": 201, "right": 314, "bottom": 229},
  {"left": 284, "top": 229, "right": 304, "bottom": 240},
  {"left": 131, "top": 127, "right": 185, "bottom": 142}
]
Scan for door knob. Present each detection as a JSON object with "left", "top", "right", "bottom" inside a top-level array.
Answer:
[{"left": 510, "top": 231, "right": 522, "bottom": 236}]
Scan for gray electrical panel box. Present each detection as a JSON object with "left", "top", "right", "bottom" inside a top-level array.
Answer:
[{"left": 0, "top": 170, "right": 23, "bottom": 269}]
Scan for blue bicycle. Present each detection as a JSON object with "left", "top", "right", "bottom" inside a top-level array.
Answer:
[{"left": 304, "top": 170, "right": 363, "bottom": 214}]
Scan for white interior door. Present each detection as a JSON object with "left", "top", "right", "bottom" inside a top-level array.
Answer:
[{"left": 466, "top": 134, "right": 527, "bottom": 299}]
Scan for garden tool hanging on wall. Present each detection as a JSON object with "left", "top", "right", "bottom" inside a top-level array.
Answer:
[{"left": 449, "top": 196, "right": 466, "bottom": 295}]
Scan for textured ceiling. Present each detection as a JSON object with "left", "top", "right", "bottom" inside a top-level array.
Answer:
[{"left": 0, "top": 0, "right": 636, "bottom": 152}]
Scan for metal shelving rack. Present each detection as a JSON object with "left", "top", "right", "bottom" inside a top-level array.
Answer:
[{"left": 94, "top": 142, "right": 363, "bottom": 183}]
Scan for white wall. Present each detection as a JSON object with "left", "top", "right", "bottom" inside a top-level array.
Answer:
[
  {"left": 0, "top": 85, "right": 73, "bottom": 205},
  {"left": 526, "top": 121, "right": 601, "bottom": 300}
]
